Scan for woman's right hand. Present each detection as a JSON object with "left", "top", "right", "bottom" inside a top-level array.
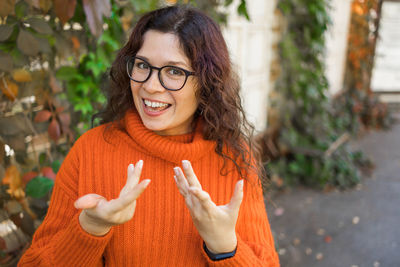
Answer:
[{"left": 74, "top": 160, "right": 150, "bottom": 236}]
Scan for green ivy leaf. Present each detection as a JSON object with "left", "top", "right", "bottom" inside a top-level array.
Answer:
[
  {"left": 237, "top": 0, "right": 250, "bottom": 21},
  {"left": 25, "top": 176, "right": 54, "bottom": 198},
  {"left": 39, "top": 153, "right": 47, "bottom": 165},
  {"left": 51, "top": 160, "right": 61, "bottom": 173},
  {"left": 17, "top": 29, "right": 39, "bottom": 56},
  {"left": 26, "top": 18, "right": 53, "bottom": 35},
  {"left": 15, "top": 1, "right": 28, "bottom": 19},
  {"left": 0, "top": 24, "right": 14, "bottom": 41},
  {"left": 56, "top": 66, "right": 78, "bottom": 81}
]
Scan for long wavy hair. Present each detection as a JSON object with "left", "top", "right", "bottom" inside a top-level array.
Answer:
[{"left": 95, "top": 5, "right": 265, "bottom": 186}]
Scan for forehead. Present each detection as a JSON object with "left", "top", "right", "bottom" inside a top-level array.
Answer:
[{"left": 137, "top": 30, "right": 190, "bottom": 66}]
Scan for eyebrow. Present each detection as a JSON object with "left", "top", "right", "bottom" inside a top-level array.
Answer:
[{"left": 136, "top": 55, "right": 190, "bottom": 69}]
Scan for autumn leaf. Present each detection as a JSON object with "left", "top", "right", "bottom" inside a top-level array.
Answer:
[
  {"left": 48, "top": 117, "right": 61, "bottom": 141},
  {"left": 70, "top": 36, "right": 80, "bottom": 52},
  {"left": 17, "top": 29, "right": 40, "bottom": 56},
  {"left": 54, "top": 0, "right": 77, "bottom": 25},
  {"left": 26, "top": 17, "right": 53, "bottom": 34},
  {"left": 39, "top": 0, "right": 52, "bottom": 13},
  {"left": 3, "top": 165, "right": 25, "bottom": 200},
  {"left": 41, "top": 166, "right": 56, "bottom": 180},
  {"left": 58, "top": 112, "right": 71, "bottom": 127},
  {"left": 83, "top": 0, "right": 111, "bottom": 37},
  {"left": 0, "top": 77, "right": 19, "bottom": 101},
  {"left": 12, "top": 69, "right": 32, "bottom": 82},
  {"left": 49, "top": 75, "right": 62, "bottom": 93},
  {"left": 22, "top": 171, "right": 39, "bottom": 185},
  {"left": 0, "top": 0, "right": 15, "bottom": 18},
  {"left": 0, "top": 24, "right": 14, "bottom": 42},
  {"left": 34, "top": 110, "right": 52, "bottom": 122},
  {"left": 0, "top": 51, "right": 13, "bottom": 72}
]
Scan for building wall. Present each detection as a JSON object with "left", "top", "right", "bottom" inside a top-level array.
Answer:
[
  {"left": 223, "top": 0, "right": 352, "bottom": 131},
  {"left": 325, "top": 0, "right": 353, "bottom": 96},
  {"left": 222, "top": 0, "right": 276, "bottom": 132}
]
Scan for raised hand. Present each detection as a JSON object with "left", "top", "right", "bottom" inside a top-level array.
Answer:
[
  {"left": 74, "top": 160, "right": 151, "bottom": 236},
  {"left": 173, "top": 160, "right": 244, "bottom": 254}
]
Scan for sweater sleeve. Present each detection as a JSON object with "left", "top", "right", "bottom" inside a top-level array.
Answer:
[
  {"left": 18, "top": 139, "right": 113, "bottom": 267},
  {"left": 201, "top": 176, "right": 280, "bottom": 267}
]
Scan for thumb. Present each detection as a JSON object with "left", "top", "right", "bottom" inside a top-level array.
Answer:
[
  {"left": 74, "top": 194, "right": 105, "bottom": 209},
  {"left": 227, "top": 180, "right": 244, "bottom": 212}
]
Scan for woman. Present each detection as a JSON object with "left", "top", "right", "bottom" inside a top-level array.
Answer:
[{"left": 19, "top": 5, "right": 279, "bottom": 266}]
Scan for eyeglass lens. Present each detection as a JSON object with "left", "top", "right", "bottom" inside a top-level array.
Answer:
[{"left": 128, "top": 57, "right": 188, "bottom": 90}]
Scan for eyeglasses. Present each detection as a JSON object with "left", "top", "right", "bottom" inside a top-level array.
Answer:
[{"left": 126, "top": 56, "right": 195, "bottom": 91}]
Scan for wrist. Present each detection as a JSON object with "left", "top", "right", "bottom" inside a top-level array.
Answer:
[
  {"left": 203, "top": 242, "right": 237, "bottom": 261},
  {"left": 204, "top": 234, "right": 237, "bottom": 254},
  {"left": 79, "top": 211, "right": 112, "bottom": 236}
]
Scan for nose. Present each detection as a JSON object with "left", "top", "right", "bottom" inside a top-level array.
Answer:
[{"left": 142, "top": 69, "right": 165, "bottom": 94}]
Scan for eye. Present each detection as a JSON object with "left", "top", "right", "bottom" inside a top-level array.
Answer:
[
  {"left": 166, "top": 67, "right": 185, "bottom": 76},
  {"left": 135, "top": 61, "right": 149, "bottom": 69}
]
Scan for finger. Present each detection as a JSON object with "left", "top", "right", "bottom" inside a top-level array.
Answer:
[
  {"left": 112, "top": 179, "right": 151, "bottom": 211},
  {"left": 128, "top": 160, "right": 143, "bottom": 187},
  {"left": 174, "top": 168, "right": 190, "bottom": 196},
  {"left": 227, "top": 180, "right": 244, "bottom": 212},
  {"left": 189, "top": 187, "right": 215, "bottom": 210},
  {"left": 74, "top": 194, "right": 105, "bottom": 209},
  {"left": 181, "top": 160, "right": 202, "bottom": 189}
]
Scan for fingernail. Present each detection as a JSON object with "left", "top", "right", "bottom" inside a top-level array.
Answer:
[
  {"left": 239, "top": 180, "right": 244, "bottom": 188},
  {"left": 173, "top": 175, "right": 177, "bottom": 183},
  {"left": 137, "top": 160, "right": 143, "bottom": 168},
  {"left": 144, "top": 179, "right": 151, "bottom": 188},
  {"left": 182, "top": 160, "right": 189, "bottom": 169},
  {"left": 174, "top": 167, "right": 179, "bottom": 176},
  {"left": 129, "top": 164, "right": 134, "bottom": 172}
]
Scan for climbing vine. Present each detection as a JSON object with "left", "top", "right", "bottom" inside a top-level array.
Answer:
[
  {"left": 335, "top": 0, "right": 391, "bottom": 131},
  {"left": 266, "top": 0, "right": 362, "bottom": 189}
]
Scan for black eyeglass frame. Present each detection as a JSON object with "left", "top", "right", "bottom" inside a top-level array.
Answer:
[{"left": 126, "top": 56, "right": 195, "bottom": 91}]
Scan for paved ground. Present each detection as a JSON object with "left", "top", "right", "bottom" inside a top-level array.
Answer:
[{"left": 266, "top": 114, "right": 400, "bottom": 267}]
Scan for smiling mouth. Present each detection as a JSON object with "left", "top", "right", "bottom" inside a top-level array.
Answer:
[{"left": 143, "top": 99, "right": 171, "bottom": 112}]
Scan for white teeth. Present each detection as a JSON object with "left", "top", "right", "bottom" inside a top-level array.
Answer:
[{"left": 144, "top": 99, "right": 169, "bottom": 108}]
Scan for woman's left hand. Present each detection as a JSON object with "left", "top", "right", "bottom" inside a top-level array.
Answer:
[{"left": 173, "top": 160, "right": 244, "bottom": 254}]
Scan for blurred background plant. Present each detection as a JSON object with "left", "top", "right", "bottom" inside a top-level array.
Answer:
[
  {"left": 262, "top": 0, "right": 380, "bottom": 190},
  {"left": 334, "top": 0, "right": 393, "bottom": 131},
  {"left": 0, "top": 0, "right": 249, "bottom": 264}
]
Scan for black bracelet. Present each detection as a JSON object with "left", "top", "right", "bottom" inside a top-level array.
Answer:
[{"left": 203, "top": 242, "right": 237, "bottom": 261}]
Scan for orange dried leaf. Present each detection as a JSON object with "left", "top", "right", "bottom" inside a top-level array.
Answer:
[
  {"left": 70, "top": 36, "right": 80, "bottom": 52},
  {"left": 12, "top": 69, "right": 32, "bottom": 82},
  {"left": 3, "top": 165, "right": 23, "bottom": 199},
  {"left": 0, "top": 77, "right": 19, "bottom": 101},
  {"left": 0, "top": 0, "right": 15, "bottom": 18}
]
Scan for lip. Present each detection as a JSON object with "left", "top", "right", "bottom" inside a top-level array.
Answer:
[{"left": 141, "top": 98, "right": 171, "bottom": 117}]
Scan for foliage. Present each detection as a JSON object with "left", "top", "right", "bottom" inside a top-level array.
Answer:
[
  {"left": 268, "top": 0, "right": 361, "bottom": 189},
  {"left": 336, "top": 0, "right": 392, "bottom": 131},
  {"left": 0, "top": 0, "right": 249, "bottom": 262}
]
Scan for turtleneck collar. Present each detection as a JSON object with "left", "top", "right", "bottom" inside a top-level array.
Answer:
[{"left": 123, "top": 109, "right": 215, "bottom": 164}]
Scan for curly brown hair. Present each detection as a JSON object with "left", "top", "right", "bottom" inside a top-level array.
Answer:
[{"left": 95, "top": 5, "right": 265, "bottom": 186}]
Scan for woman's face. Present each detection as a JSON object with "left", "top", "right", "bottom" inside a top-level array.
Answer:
[{"left": 130, "top": 30, "right": 199, "bottom": 136}]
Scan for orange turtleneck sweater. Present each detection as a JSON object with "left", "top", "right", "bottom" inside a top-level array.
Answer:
[{"left": 19, "top": 110, "right": 279, "bottom": 267}]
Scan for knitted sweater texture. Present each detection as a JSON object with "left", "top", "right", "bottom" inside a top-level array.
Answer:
[{"left": 19, "top": 110, "right": 280, "bottom": 267}]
